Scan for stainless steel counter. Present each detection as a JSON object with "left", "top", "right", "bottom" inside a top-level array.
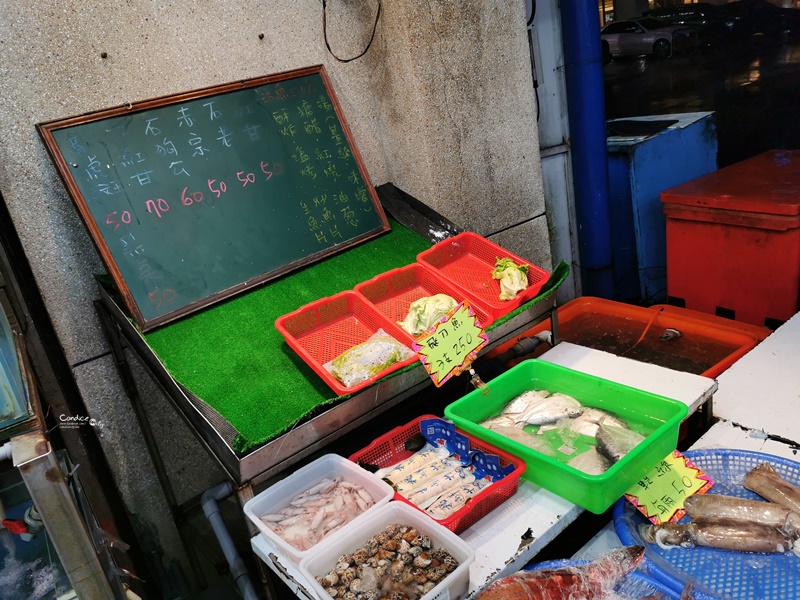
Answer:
[{"left": 96, "top": 281, "right": 558, "bottom": 489}]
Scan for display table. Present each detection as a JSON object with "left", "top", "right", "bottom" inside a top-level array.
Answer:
[
  {"left": 571, "top": 417, "right": 800, "bottom": 564},
  {"left": 711, "top": 311, "right": 800, "bottom": 444},
  {"left": 251, "top": 342, "right": 718, "bottom": 599},
  {"left": 692, "top": 418, "right": 800, "bottom": 461}
]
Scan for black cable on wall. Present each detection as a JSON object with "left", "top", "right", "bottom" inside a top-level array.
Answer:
[{"left": 322, "top": 0, "right": 382, "bottom": 62}]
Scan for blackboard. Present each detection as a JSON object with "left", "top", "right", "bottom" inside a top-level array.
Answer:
[{"left": 37, "top": 66, "right": 390, "bottom": 331}]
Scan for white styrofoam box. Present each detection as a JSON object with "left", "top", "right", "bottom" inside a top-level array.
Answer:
[
  {"left": 299, "top": 502, "right": 475, "bottom": 600},
  {"left": 243, "top": 453, "right": 394, "bottom": 564}
]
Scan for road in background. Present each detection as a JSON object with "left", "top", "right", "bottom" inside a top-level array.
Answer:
[{"left": 604, "top": 35, "right": 800, "bottom": 167}]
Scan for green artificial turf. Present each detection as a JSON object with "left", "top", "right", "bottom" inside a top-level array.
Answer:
[
  {"left": 144, "top": 219, "right": 431, "bottom": 453},
  {"left": 143, "top": 218, "right": 570, "bottom": 455}
]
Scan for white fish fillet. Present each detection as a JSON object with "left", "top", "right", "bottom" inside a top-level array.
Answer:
[
  {"left": 406, "top": 467, "right": 474, "bottom": 507},
  {"left": 379, "top": 447, "right": 449, "bottom": 482},
  {"left": 426, "top": 478, "right": 491, "bottom": 519},
  {"left": 393, "top": 458, "right": 459, "bottom": 495}
]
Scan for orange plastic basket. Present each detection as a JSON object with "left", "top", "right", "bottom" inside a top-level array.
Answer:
[
  {"left": 348, "top": 414, "right": 525, "bottom": 534},
  {"left": 482, "top": 297, "right": 766, "bottom": 379},
  {"left": 354, "top": 263, "right": 496, "bottom": 345},
  {"left": 416, "top": 232, "right": 550, "bottom": 320},
  {"left": 274, "top": 290, "right": 419, "bottom": 396}
]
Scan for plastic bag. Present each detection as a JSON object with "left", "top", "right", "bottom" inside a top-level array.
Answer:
[{"left": 324, "top": 329, "right": 415, "bottom": 388}]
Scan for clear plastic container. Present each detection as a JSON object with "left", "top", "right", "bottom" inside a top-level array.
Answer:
[
  {"left": 445, "top": 359, "right": 688, "bottom": 514},
  {"left": 299, "top": 501, "right": 475, "bottom": 600},
  {"left": 242, "top": 454, "right": 394, "bottom": 564}
]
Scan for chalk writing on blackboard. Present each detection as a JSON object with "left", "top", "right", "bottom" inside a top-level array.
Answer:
[{"left": 37, "top": 66, "right": 390, "bottom": 331}]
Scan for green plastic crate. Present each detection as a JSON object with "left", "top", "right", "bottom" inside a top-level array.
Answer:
[{"left": 444, "top": 359, "right": 688, "bottom": 514}]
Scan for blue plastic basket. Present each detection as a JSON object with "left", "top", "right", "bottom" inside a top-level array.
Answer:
[
  {"left": 524, "top": 558, "right": 681, "bottom": 599},
  {"left": 613, "top": 449, "right": 800, "bottom": 600}
]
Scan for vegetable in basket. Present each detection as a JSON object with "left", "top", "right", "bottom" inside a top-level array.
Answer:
[
  {"left": 323, "top": 329, "right": 415, "bottom": 388},
  {"left": 491, "top": 257, "right": 529, "bottom": 301},
  {"left": 397, "top": 294, "right": 458, "bottom": 337}
]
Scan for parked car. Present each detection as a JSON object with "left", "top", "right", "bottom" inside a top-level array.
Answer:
[
  {"left": 643, "top": 3, "right": 735, "bottom": 47},
  {"left": 717, "top": 0, "right": 800, "bottom": 37},
  {"left": 601, "top": 18, "right": 697, "bottom": 60}
]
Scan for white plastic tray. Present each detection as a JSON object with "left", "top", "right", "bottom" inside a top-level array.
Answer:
[
  {"left": 299, "top": 501, "right": 475, "bottom": 600},
  {"left": 242, "top": 453, "right": 394, "bottom": 565}
]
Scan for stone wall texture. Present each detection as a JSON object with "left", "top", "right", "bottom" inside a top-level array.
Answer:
[{"left": 0, "top": 0, "right": 549, "bottom": 580}]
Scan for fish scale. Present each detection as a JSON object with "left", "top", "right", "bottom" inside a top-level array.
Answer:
[
  {"left": 514, "top": 392, "right": 584, "bottom": 426},
  {"left": 596, "top": 424, "right": 646, "bottom": 463}
]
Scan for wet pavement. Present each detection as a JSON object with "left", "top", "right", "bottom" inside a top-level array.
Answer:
[{"left": 604, "top": 34, "right": 800, "bottom": 167}]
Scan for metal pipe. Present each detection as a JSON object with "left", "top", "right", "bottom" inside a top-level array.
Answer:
[
  {"left": 0, "top": 442, "right": 12, "bottom": 462},
  {"left": 560, "top": 0, "right": 614, "bottom": 298},
  {"left": 12, "top": 430, "right": 117, "bottom": 598},
  {"left": 201, "top": 482, "right": 260, "bottom": 600}
]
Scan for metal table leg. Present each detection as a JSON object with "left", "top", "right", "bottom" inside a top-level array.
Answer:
[
  {"left": 13, "top": 430, "right": 118, "bottom": 599},
  {"left": 94, "top": 299, "right": 209, "bottom": 590}
]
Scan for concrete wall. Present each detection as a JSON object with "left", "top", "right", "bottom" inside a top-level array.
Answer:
[{"left": 0, "top": 0, "right": 549, "bottom": 586}]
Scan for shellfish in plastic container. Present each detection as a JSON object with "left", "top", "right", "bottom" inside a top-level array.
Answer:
[{"left": 299, "top": 501, "right": 475, "bottom": 600}]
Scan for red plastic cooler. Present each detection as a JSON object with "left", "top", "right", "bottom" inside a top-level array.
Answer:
[{"left": 661, "top": 150, "right": 800, "bottom": 328}]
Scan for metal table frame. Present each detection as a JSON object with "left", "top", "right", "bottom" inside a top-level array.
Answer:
[
  {"left": 95, "top": 285, "right": 559, "bottom": 492},
  {"left": 95, "top": 280, "right": 559, "bottom": 598},
  {"left": 92, "top": 187, "right": 563, "bottom": 597}
]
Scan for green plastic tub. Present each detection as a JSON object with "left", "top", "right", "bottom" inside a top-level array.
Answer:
[{"left": 444, "top": 359, "right": 688, "bottom": 514}]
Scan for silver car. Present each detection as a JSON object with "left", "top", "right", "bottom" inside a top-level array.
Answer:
[{"left": 601, "top": 17, "right": 695, "bottom": 60}]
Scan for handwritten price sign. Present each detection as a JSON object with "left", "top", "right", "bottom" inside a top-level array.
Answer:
[
  {"left": 624, "top": 449, "right": 714, "bottom": 525},
  {"left": 413, "top": 301, "right": 488, "bottom": 387}
]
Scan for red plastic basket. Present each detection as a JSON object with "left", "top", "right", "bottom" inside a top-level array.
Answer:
[
  {"left": 416, "top": 232, "right": 550, "bottom": 320},
  {"left": 274, "top": 290, "right": 419, "bottom": 396},
  {"left": 348, "top": 414, "right": 525, "bottom": 534},
  {"left": 354, "top": 263, "right": 496, "bottom": 345}
]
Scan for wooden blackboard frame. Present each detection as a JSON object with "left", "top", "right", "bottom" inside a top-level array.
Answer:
[{"left": 37, "top": 65, "right": 390, "bottom": 331}]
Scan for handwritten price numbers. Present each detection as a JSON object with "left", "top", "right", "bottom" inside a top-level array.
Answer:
[
  {"left": 237, "top": 171, "right": 256, "bottom": 187},
  {"left": 148, "top": 288, "right": 177, "bottom": 309},
  {"left": 181, "top": 187, "right": 204, "bottom": 206},
  {"left": 106, "top": 211, "right": 131, "bottom": 230},
  {"left": 145, "top": 197, "right": 170, "bottom": 218},
  {"left": 105, "top": 162, "right": 286, "bottom": 228},
  {"left": 261, "top": 161, "right": 283, "bottom": 180},
  {"left": 413, "top": 301, "right": 488, "bottom": 387},
  {"left": 624, "top": 449, "right": 714, "bottom": 525},
  {"left": 41, "top": 67, "right": 391, "bottom": 329},
  {"left": 208, "top": 179, "right": 227, "bottom": 198}
]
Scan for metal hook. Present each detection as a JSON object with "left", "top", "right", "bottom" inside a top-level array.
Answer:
[{"left": 469, "top": 368, "right": 490, "bottom": 396}]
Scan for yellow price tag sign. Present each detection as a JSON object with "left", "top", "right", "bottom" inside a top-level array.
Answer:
[
  {"left": 412, "top": 301, "right": 488, "bottom": 387},
  {"left": 624, "top": 449, "right": 714, "bottom": 525}
]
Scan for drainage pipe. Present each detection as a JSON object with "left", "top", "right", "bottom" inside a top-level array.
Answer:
[
  {"left": 201, "top": 482, "right": 259, "bottom": 600},
  {"left": 559, "top": 0, "right": 615, "bottom": 298},
  {"left": 0, "top": 443, "right": 8, "bottom": 523},
  {"left": 0, "top": 442, "right": 11, "bottom": 462}
]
